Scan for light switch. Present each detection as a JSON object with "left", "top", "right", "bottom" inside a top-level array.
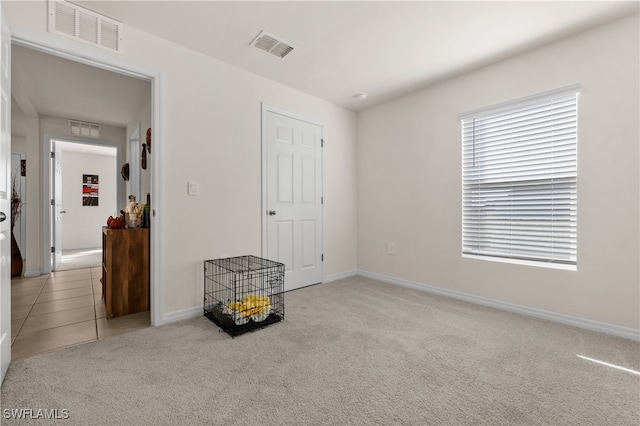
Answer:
[{"left": 188, "top": 181, "right": 199, "bottom": 196}]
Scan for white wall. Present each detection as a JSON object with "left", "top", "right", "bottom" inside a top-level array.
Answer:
[
  {"left": 4, "top": 1, "right": 358, "bottom": 317},
  {"left": 357, "top": 15, "right": 639, "bottom": 330},
  {"left": 146, "top": 38, "right": 358, "bottom": 314},
  {"left": 11, "top": 134, "right": 25, "bottom": 152},
  {"left": 10, "top": 111, "right": 40, "bottom": 276},
  {"left": 60, "top": 150, "right": 117, "bottom": 250}
]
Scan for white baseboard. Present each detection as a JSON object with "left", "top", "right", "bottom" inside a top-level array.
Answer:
[
  {"left": 162, "top": 305, "right": 202, "bottom": 325},
  {"left": 161, "top": 269, "right": 360, "bottom": 324},
  {"left": 161, "top": 270, "right": 639, "bottom": 341},
  {"left": 358, "top": 270, "right": 640, "bottom": 342},
  {"left": 24, "top": 269, "right": 42, "bottom": 278},
  {"left": 324, "top": 269, "right": 358, "bottom": 283}
]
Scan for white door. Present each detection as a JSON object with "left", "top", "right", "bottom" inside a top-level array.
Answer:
[
  {"left": 0, "top": 8, "right": 11, "bottom": 384},
  {"left": 264, "top": 109, "right": 323, "bottom": 291},
  {"left": 51, "top": 142, "right": 62, "bottom": 270}
]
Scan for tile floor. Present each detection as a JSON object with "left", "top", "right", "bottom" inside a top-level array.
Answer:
[
  {"left": 11, "top": 267, "right": 149, "bottom": 360},
  {"left": 58, "top": 248, "right": 102, "bottom": 271}
]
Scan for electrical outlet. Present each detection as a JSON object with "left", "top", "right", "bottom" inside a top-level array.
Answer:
[{"left": 388, "top": 242, "right": 395, "bottom": 255}]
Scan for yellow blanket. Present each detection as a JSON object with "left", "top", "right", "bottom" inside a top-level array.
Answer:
[{"left": 228, "top": 294, "right": 271, "bottom": 318}]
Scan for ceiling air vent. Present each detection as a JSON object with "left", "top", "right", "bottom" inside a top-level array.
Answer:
[
  {"left": 69, "top": 120, "right": 101, "bottom": 138},
  {"left": 251, "top": 31, "right": 295, "bottom": 59},
  {"left": 48, "top": 0, "right": 123, "bottom": 53}
]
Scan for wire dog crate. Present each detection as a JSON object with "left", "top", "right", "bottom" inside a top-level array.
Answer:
[{"left": 204, "top": 255, "right": 284, "bottom": 337}]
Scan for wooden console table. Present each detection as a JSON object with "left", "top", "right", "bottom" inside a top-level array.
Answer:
[{"left": 101, "top": 227, "right": 150, "bottom": 318}]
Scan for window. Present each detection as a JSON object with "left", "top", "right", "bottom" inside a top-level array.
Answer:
[{"left": 461, "top": 85, "right": 580, "bottom": 267}]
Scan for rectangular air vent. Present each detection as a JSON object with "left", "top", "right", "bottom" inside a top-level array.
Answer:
[
  {"left": 251, "top": 31, "right": 295, "bottom": 59},
  {"left": 48, "top": 0, "right": 123, "bottom": 53},
  {"left": 69, "top": 120, "right": 101, "bottom": 138}
]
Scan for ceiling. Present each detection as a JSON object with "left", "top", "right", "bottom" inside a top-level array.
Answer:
[
  {"left": 11, "top": 1, "right": 639, "bottom": 132},
  {"left": 73, "top": 1, "right": 638, "bottom": 111},
  {"left": 12, "top": 44, "right": 151, "bottom": 134}
]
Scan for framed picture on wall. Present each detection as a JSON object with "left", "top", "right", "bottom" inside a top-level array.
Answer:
[{"left": 82, "top": 174, "right": 99, "bottom": 206}]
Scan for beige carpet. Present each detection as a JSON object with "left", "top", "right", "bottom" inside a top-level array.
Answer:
[{"left": 1, "top": 276, "right": 638, "bottom": 425}]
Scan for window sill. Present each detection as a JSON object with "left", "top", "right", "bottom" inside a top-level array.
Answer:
[{"left": 462, "top": 254, "right": 577, "bottom": 271}]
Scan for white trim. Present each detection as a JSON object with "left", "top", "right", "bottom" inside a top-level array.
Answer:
[
  {"left": 261, "top": 103, "right": 326, "bottom": 127},
  {"left": 162, "top": 305, "right": 201, "bottom": 324},
  {"left": 23, "top": 269, "right": 41, "bottom": 278},
  {"left": 149, "top": 73, "right": 164, "bottom": 327},
  {"left": 459, "top": 83, "right": 582, "bottom": 120},
  {"left": 463, "top": 254, "right": 577, "bottom": 272},
  {"left": 41, "top": 134, "right": 51, "bottom": 274},
  {"left": 260, "top": 104, "right": 268, "bottom": 259},
  {"left": 11, "top": 27, "right": 154, "bottom": 79},
  {"left": 156, "top": 268, "right": 639, "bottom": 342},
  {"left": 11, "top": 28, "right": 164, "bottom": 327},
  {"left": 324, "top": 269, "right": 358, "bottom": 283},
  {"left": 358, "top": 270, "right": 640, "bottom": 342}
]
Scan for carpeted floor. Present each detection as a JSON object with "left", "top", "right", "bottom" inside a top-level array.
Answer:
[{"left": 1, "top": 276, "right": 638, "bottom": 425}]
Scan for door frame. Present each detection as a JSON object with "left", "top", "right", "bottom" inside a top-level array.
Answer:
[
  {"left": 260, "top": 103, "right": 325, "bottom": 283},
  {"left": 10, "top": 29, "right": 165, "bottom": 327},
  {"left": 43, "top": 138, "right": 122, "bottom": 273},
  {"left": 1, "top": 7, "right": 12, "bottom": 384}
]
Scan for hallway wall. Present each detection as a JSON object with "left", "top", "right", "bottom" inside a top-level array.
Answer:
[{"left": 60, "top": 150, "right": 117, "bottom": 250}]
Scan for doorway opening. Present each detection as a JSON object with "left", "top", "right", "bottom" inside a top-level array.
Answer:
[
  {"left": 49, "top": 140, "right": 118, "bottom": 272},
  {"left": 9, "top": 39, "right": 161, "bottom": 362}
]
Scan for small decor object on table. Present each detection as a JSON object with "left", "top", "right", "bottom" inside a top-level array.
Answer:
[
  {"left": 204, "top": 255, "right": 284, "bottom": 337},
  {"left": 125, "top": 195, "right": 143, "bottom": 228}
]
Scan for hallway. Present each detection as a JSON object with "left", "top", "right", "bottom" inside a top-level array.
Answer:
[{"left": 11, "top": 267, "right": 149, "bottom": 360}]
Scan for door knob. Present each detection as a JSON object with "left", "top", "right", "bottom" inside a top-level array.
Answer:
[
  {"left": 0, "top": 212, "right": 5, "bottom": 222},
  {"left": 268, "top": 210, "right": 277, "bottom": 216}
]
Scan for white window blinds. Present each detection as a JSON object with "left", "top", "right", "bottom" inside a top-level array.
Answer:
[{"left": 461, "top": 85, "right": 580, "bottom": 266}]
